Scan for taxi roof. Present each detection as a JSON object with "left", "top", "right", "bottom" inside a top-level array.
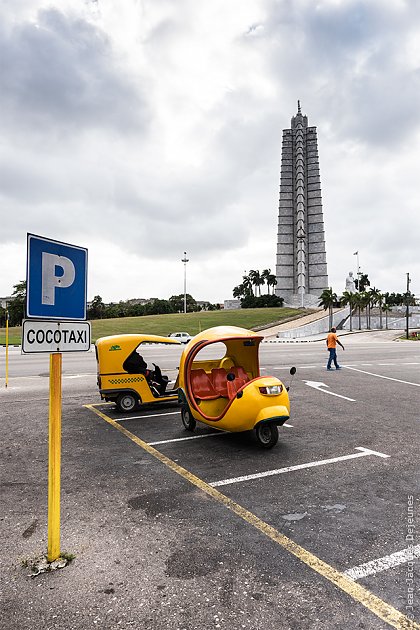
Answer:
[
  {"left": 185, "top": 326, "right": 263, "bottom": 345},
  {"left": 96, "top": 333, "right": 181, "bottom": 349}
]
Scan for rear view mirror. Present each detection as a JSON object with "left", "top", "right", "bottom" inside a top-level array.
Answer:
[{"left": 290, "top": 366, "right": 296, "bottom": 375}]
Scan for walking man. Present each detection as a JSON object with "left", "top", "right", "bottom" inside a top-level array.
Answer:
[{"left": 326, "top": 327, "right": 344, "bottom": 370}]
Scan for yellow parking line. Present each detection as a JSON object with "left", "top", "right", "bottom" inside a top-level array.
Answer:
[{"left": 85, "top": 404, "right": 419, "bottom": 630}]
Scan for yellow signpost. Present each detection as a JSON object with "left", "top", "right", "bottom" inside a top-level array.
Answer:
[
  {"left": 25, "top": 234, "right": 89, "bottom": 565},
  {"left": 47, "top": 353, "right": 62, "bottom": 561},
  {"left": 5, "top": 306, "right": 8, "bottom": 388},
  {"left": 22, "top": 320, "right": 91, "bottom": 562}
]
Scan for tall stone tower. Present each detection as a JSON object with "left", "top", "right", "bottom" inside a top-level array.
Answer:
[{"left": 275, "top": 102, "right": 328, "bottom": 307}]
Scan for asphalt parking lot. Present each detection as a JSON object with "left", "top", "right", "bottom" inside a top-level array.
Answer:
[{"left": 1, "top": 334, "right": 419, "bottom": 629}]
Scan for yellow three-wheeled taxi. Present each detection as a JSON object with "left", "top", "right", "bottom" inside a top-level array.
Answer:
[
  {"left": 95, "top": 333, "right": 181, "bottom": 412},
  {"left": 178, "top": 326, "right": 296, "bottom": 448}
]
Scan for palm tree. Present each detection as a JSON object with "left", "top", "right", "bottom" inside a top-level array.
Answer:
[
  {"left": 340, "top": 291, "right": 357, "bottom": 332},
  {"left": 233, "top": 284, "right": 244, "bottom": 299},
  {"left": 261, "top": 269, "right": 272, "bottom": 294},
  {"left": 383, "top": 304, "right": 392, "bottom": 330},
  {"left": 355, "top": 272, "right": 370, "bottom": 292},
  {"left": 352, "top": 292, "right": 364, "bottom": 330},
  {"left": 318, "top": 288, "right": 337, "bottom": 330},
  {"left": 242, "top": 275, "right": 253, "bottom": 296},
  {"left": 267, "top": 274, "right": 277, "bottom": 295},
  {"left": 359, "top": 291, "right": 371, "bottom": 329},
  {"left": 248, "top": 269, "right": 264, "bottom": 296},
  {"left": 233, "top": 276, "right": 254, "bottom": 299},
  {"left": 247, "top": 270, "right": 257, "bottom": 296},
  {"left": 256, "top": 273, "right": 265, "bottom": 297},
  {"left": 373, "top": 289, "right": 384, "bottom": 329},
  {"left": 368, "top": 287, "right": 381, "bottom": 329}
]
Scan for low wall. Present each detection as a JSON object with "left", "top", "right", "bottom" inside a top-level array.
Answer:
[
  {"left": 276, "top": 308, "right": 348, "bottom": 338},
  {"left": 342, "top": 313, "right": 420, "bottom": 330}
]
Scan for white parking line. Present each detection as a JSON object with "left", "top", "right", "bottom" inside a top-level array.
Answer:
[
  {"left": 149, "top": 432, "right": 225, "bottom": 445},
  {"left": 344, "top": 545, "right": 420, "bottom": 581},
  {"left": 116, "top": 411, "right": 180, "bottom": 422},
  {"left": 149, "top": 423, "right": 294, "bottom": 446},
  {"left": 209, "top": 447, "right": 390, "bottom": 487},
  {"left": 344, "top": 366, "right": 420, "bottom": 387},
  {"left": 272, "top": 366, "right": 318, "bottom": 370},
  {"left": 270, "top": 362, "right": 418, "bottom": 370}
]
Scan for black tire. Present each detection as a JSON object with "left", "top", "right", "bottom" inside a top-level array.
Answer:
[
  {"left": 255, "top": 423, "right": 279, "bottom": 449},
  {"left": 116, "top": 392, "right": 138, "bottom": 413},
  {"left": 181, "top": 405, "right": 196, "bottom": 431}
]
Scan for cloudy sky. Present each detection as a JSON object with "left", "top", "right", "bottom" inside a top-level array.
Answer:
[{"left": 1, "top": 0, "right": 419, "bottom": 304}]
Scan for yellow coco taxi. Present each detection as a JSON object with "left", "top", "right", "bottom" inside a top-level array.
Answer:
[
  {"left": 178, "top": 326, "right": 296, "bottom": 448},
  {"left": 95, "top": 333, "right": 182, "bottom": 413}
]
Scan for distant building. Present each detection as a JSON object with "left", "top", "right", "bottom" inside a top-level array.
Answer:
[
  {"left": 126, "top": 298, "right": 157, "bottom": 305},
  {"left": 276, "top": 102, "right": 329, "bottom": 307},
  {"left": 224, "top": 299, "right": 241, "bottom": 310},
  {"left": 0, "top": 296, "right": 13, "bottom": 309}
]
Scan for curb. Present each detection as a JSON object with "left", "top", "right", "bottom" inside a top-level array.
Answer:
[
  {"left": 263, "top": 339, "right": 314, "bottom": 343},
  {"left": 262, "top": 329, "right": 408, "bottom": 344}
]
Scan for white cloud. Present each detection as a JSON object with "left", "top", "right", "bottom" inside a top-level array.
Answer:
[{"left": 0, "top": 0, "right": 419, "bottom": 304}]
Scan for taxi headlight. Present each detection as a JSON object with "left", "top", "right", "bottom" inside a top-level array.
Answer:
[{"left": 259, "top": 384, "right": 283, "bottom": 395}]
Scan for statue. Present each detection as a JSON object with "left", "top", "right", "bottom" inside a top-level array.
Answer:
[{"left": 345, "top": 271, "right": 356, "bottom": 293}]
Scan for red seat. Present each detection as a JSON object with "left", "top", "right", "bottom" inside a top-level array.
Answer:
[
  {"left": 190, "top": 369, "right": 219, "bottom": 400},
  {"left": 231, "top": 367, "right": 250, "bottom": 383},
  {"left": 211, "top": 368, "right": 228, "bottom": 397},
  {"left": 225, "top": 367, "right": 250, "bottom": 399},
  {"left": 226, "top": 378, "right": 241, "bottom": 399}
]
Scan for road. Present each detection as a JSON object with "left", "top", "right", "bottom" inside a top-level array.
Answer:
[{"left": 1, "top": 334, "right": 419, "bottom": 629}]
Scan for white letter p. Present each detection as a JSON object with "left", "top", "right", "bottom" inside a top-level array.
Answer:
[{"left": 42, "top": 253, "right": 76, "bottom": 306}]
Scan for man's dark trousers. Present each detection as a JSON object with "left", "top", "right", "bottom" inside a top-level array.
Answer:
[{"left": 327, "top": 348, "right": 339, "bottom": 369}]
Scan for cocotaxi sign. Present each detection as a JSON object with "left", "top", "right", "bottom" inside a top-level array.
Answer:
[{"left": 22, "top": 320, "right": 91, "bottom": 354}]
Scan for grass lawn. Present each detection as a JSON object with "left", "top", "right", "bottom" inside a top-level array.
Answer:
[
  {"left": 0, "top": 307, "right": 312, "bottom": 345},
  {"left": 399, "top": 331, "right": 420, "bottom": 341}
]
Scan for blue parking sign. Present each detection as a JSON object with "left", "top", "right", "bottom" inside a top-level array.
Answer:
[{"left": 26, "top": 233, "right": 88, "bottom": 320}]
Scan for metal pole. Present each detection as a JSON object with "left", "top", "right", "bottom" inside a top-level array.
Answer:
[
  {"left": 5, "top": 304, "right": 8, "bottom": 388},
  {"left": 48, "top": 352, "right": 62, "bottom": 562},
  {"left": 406, "top": 272, "right": 410, "bottom": 340},
  {"left": 329, "top": 287, "right": 333, "bottom": 330},
  {"left": 181, "top": 252, "right": 189, "bottom": 314},
  {"left": 354, "top": 251, "right": 360, "bottom": 290}
]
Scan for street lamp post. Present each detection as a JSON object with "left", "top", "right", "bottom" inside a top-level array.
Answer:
[
  {"left": 353, "top": 251, "right": 360, "bottom": 290},
  {"left": 181, "top": 252, "right": 189, "bottom": 314},
  {"left": 406, "top": 272, "right": 411, "bottom": 340}
]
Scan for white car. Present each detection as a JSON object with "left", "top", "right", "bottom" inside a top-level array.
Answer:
[{"left": 168, "top": 332, "right": 192, "bottom": 344}]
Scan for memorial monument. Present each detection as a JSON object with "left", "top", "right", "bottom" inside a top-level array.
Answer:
[
  {"left": 275, "top": 102, "right": 329, "bottom": 307},
  {"left": 345, "top": 271, "right": 356, "bottom": 293}
]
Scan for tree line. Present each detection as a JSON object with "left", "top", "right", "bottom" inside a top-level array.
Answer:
[
  {"left": 232, "top": 269, "right": 283, "bottom": 308},
  {"left": 0, "top": 282, "right": 220, "bottom": 327},
  {"left": 1, "top": 274, "right": 416, "bottom": 327},
  {"left": 87, "top": 294, "right": 221, "bottom": 320}
]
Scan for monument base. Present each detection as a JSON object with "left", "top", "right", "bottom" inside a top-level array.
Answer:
[{"left": 279, "top": 293, "right": 322, "bottom": 309}]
